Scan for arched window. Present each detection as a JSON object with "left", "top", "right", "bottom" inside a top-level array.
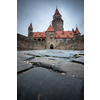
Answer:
[{"left": 38, "top": 38, "right": 40, "bottom": 41}]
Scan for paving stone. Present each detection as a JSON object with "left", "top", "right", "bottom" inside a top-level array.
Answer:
[
  {"left": 17, "top": 52, "right": 33, "bottom": 61},
  {"left": 17, "top": 59, "right": 32, "bottom": 72},
  {"left": 29, "top": 58, "right": 84, "bottom": 78},
  {"left": 59, "top": 61, "right": 84, "bottom": 78},
  {"left": 71, "top": 56, "right": 84, "bottom": 64},
  {"left": 17, "top": 67, "right": 84, "bottom": 100}
]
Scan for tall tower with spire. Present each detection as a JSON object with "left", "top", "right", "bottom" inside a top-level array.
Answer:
[
  {"left": 52, "top": 8, "right": 63, "bottom": 31},
  {"left": 28, "top": 23, "right": 33, "bottom": 39}
]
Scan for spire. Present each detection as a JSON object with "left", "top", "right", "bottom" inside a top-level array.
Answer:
[
  {"left": 29, "top": 23, "right": 33, "bottom": 29},
  {"left": 46, "top": 25, "right": 55, "bottom": 32},
  {"left": 54, "top": 8, "right": 61, "bottom": 15},
  {"left": 76, "top": 26, "right": 80, "bottom": 33}
]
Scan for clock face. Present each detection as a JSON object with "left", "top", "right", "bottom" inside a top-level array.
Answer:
[{"left": 57, "top": 24, "right": 61, "bottom": 26}]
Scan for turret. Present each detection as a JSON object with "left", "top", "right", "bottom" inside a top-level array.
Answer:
[
  {"left": 28, "top": 23, "right": 33, "bottom": 38},
  {"left": 74, "top": 26, "right": 81, "bottom": 37},
  {"left": 52, "top": 8, "right": 64, "bottom": 31}
]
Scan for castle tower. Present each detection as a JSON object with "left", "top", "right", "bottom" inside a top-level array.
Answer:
[
  {"left": 52, "top": 8, "right": 64, "bottom": 31},
  {"left": 28, "top": 23, "right": 33, "bottom": 39},
  {"left": 74, "top": 26, "right": 81, "bottom": 37},
  {"left": 45, "top": 25, "right": 55, "bottom": 49}
]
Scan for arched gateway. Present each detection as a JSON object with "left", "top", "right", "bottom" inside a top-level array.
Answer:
[{"left": 50, "top": 44, "right": 53, "bottom": 49}]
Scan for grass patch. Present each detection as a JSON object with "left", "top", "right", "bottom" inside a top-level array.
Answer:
[{"left": 32, "top": 63, "right": 35, "bottom": 65}]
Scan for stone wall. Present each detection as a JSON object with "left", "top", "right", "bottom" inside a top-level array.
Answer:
[
  {"left": 17, "top": 33, "right": 84, "bottom": 50},
  {"left": 17, "top": 33, "right": 34, "bottom": 50},
  {"left": 17, "top": 33, "right": 45, "bottom": 50},
  {"left": 33, "top": 42, "right": 45, "bottom": 50},
  {"left": 55, "top": 35, "right": 84, "bottom": 50}
]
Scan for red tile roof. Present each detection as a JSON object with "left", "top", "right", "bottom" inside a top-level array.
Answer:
[
  {"left": 76, "top": 27, "right": 80, "bottom": 33},
  {"left": 33, "top": 32, "right": 46, "bottom": 38},
  {"left": 29, "top": 23, "right": 33, "bottom": 29},
  {"left": 33, "top": 30, "right": 74, "bottom": 38},
  {"left": 46, "top": 25, "right": 55, "bottom": 32},
  {"left": 55, "top": 31, "right": 74, "bottom": 38},
  {"left": 54, "top": 8, "right": 61, "bottom": 15}
]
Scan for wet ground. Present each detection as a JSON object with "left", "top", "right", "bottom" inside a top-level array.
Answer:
[{"left": 17, "top": 49, "right": 84, "bottom": 100}]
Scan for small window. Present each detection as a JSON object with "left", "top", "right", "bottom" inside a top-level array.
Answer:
[
  {"left": 35, "top": 35, "right": 37, "bottom": 37},
  {"left": 58, "top": 35, "right": 60, "bottom": 37},
  {"left": 67, "top": 35, "right": 69, "bottom": 37},
  {"left": 62, "top": 33, "right": 64, "bottom": 35},
  {"left": 39, "top": 33, "right": 41, "bottom": 35},
  {"left": 56, "top": 33, "right": 57, "bottom": 35},
  {"left": 42, "top": 35, "right": 43, "bottom": 36},
  {"left": 70, "top": 33, "right": 72, "bottom": 35}
]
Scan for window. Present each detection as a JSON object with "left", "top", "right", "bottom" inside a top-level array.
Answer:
[
  {"left": 38, "top": 39, "right": 40, "bottom": 41},
  {"left": 63, "top": 38, "right": 66, "bottom": 42},
  {"left": 42, "top": 35, "right": 43, "bottom": 36},
  {"left": 67, "top": 35, "right": 69, "bottom": 37},
  {"left": 39, "top": 33, "right": 41, "bottom": 35},
  {"left": 35, "top": 35, "right": 37, "bottom": 37},
  {"left": 42, "top": 39, "right": 45, "bottom": 42},
  {"left": 56, "top": 33, "right": 57, "bottom": 35},
  {"left": 70, "top": 33, "right": 72, "bottom": 35},
  {"left": 62, "top": 33, "right": 64, "bottom": 35},
  {"left": 58, "top": 35, "right": 60, "bottom": 37}
]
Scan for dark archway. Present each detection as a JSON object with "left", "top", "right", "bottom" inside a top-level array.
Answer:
[{"left": 50, "top": 44, "right": 53, "bottom": 49}]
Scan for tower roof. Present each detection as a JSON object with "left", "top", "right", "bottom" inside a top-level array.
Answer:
[
  {"left": 76, "top": 27, "right": 80, "bottom": 33},
  {"left": 54, "top": 8, "right": 61, "bottom": 15},
  {"left": 29, "top": 23, "right": 33, "bottom": 29},
  {"left": 46, "top": 25, "right": 55, "bottom": 32}
]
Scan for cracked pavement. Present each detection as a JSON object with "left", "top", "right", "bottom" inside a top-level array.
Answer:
[{"left": 17, "top": 49, "right": 84, "bottom": 100}]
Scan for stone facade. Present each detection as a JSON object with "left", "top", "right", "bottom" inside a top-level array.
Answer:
[{"left": 52, "top": 18, "right": 63, "bottom": 31}]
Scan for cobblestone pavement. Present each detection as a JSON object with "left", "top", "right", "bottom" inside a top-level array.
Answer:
[{"left": 17, "top": 50, "right": 84, "bottom": 100}]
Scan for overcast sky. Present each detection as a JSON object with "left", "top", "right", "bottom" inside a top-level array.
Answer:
[{"left": 17, "top": 0, "right": 84, "bottom": 36}]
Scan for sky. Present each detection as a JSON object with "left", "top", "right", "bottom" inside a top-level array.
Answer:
[{"left": 17, "top": 0, "right": 84, "bottom": 36}]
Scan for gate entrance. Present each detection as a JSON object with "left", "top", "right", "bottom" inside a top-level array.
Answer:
[{"left": 50, "top": 44, "right": 53, "bottom": 49}]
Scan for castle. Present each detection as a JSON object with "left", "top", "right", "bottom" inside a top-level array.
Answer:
[
  {"left": 27, "top": 8, "right": 81, "bottom": 49},
  {"left": 17, "top": 8, "right": 84, "bottom": 50}
]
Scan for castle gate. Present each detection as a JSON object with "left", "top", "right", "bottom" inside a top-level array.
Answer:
[{"left": 50, "top": 44, "right": 53, "bottom": 49}]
